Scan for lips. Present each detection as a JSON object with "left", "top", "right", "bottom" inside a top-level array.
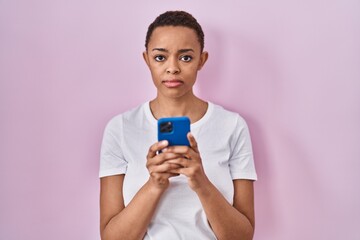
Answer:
[{"left": 162, "top": 79, "right": 184, "bottom": 88}]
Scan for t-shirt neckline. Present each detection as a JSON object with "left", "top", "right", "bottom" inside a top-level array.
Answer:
[{"left": 144, "top": 101, "right": 214, "bottom": 130}]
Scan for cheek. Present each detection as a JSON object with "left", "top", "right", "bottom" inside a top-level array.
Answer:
[
  {"left": 186, "top": 65, "right": 200, "bottom": 76},
  {"left": 149, "top": 64, "right": 163, "bottom": 77}
]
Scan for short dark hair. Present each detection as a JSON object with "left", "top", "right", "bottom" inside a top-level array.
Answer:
[{"left": 145, "top": 11, "right": 205, "bottom": 52}]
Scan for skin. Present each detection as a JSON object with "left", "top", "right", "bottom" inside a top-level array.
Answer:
[{"left": 100, "top": 26, "right": 255, "bottom": 240}]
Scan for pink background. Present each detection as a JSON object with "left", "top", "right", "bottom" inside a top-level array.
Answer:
[{"left": 1, "top": 1, "right": 359, "bottom": 239}]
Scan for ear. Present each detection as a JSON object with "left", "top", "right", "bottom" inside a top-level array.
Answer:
[
  {"left": 143, "top": 51, "right": 150, "bottom": 67},
  {"left": 197, "top": 51, "right": 209, "bottom": 70}
]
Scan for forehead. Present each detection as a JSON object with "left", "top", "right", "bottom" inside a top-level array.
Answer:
[{"left": 148, "top": 26, "right": 200, "bottom": 51}]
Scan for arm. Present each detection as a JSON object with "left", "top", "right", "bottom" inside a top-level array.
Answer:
[
  {"left": 166, "top": 133, "right": 255, "bottom": 240},
  {"left": 100, "top": 175, "right": 164, "bottom": 240},
  {"left": 195, "top": 179, "right": 255, "bottom": 240},
  {"left": 100, "top": 141, "right": 182, "bottom": 240}
]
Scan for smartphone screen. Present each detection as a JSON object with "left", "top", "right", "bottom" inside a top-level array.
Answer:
[{"left": 158, "top": 116, "right": 190, "bottom": 146}]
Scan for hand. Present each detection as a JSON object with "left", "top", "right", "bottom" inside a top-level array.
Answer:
[
  {"left": 146, "top": 140, "right": 183, "bottom": 192},
  {"left": 164, "top": 133, "right": 210, "bottom": 191}
]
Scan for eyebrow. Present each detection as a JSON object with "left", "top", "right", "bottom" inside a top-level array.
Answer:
[{"left": 152, "top": 48, "right": 194, "bottom": 53}]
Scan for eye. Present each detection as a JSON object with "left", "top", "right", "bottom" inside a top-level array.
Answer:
[
  {"left": 154, "top": 55, "right": 166, "bottom": 62},
  {"left": 180, "top": 55, "right": 193, "bottom": 62}
]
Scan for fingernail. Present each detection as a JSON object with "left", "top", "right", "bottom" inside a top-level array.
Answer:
[
  {"left": 159, "top": 140, "right": 168, "bottom": 146},
  {"left": 162, "top": 148, "right": 168, "bottom": 152}
]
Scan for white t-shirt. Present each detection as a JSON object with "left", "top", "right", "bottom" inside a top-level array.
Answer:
[{"left": 99, "top": 101, "right": 257, "bottom": 239}]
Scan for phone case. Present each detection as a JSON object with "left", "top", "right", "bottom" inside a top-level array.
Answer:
[{"left": 158, "top": 116, "right": 190, "bottom": 146}]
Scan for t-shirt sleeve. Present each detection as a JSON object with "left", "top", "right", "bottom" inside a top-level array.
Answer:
[
  {"left": 99, "top": 116, "right": 128, "bottom": 178},
  {"left": 229, "top": 115, "right": 257, "bottom": 180}
]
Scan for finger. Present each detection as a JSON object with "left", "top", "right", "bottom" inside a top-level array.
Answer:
[
  {"left": 187, "top": 132, "right": 199, "bottom": 153},
  {"left": 147, "top": 140, "right": 168, "bottom": 158},
  {"left": 149, "top": 163, "right": 183, "bottom": 173},
  {"left": 163, "top": 145, "right": 190, "bottom": 155},
  {"left": 168, "top": 167, "right": 190, "bottom": 176},
  {"left": 163, "top": 146, "right": 194, "bottom": 160},
  {"left": 149, "top": 152, "right": 183, "bottom": 166},
  {"left": 167, "top": 157, "right": 190, "bottom": 168},
  {"left": 168, "top": 172, "right": 180, "bottom": 178}
]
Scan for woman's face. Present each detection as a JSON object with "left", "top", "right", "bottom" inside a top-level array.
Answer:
[{"left": 143, "top": 26, "right": 208, "bottom": 100}]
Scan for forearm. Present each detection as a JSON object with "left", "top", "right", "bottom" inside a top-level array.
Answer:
[
  {"left": 102, "top": 180, "right": 164, "bottom": 240},
  {"left": 196, "top": 180, "right": 254, "bottom": 240}
]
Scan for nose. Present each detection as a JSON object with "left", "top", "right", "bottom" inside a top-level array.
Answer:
[{"left": 166, "top": 57, "right": 180, "bottom": 74}]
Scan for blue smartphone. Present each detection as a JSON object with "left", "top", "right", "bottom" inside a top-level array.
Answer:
[{"left": 158, "top": 116, "right": 190, "bottom": 146}]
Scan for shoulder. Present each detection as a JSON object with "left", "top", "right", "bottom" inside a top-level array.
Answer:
[
  {"left": 104, "top": 102, "right": 147, "bottom": 132},
  {"left": 209, "top": 102, "right": 248, "bottom": 129}
]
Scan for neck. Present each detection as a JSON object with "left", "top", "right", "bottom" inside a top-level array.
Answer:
[{"left": 150, "top": 94, "right": 208, "bottom": 124}]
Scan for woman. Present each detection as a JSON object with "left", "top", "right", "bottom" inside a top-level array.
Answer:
[{"left": 99, "top": 10, "right": 257, "bottom": 240}]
